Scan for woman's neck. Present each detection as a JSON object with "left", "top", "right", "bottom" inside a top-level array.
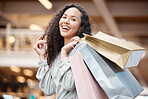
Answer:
[{"left": 64, "top": 38, "right": 71, "bottom": 45}]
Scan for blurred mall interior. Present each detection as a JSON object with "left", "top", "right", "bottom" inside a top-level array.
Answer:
[{"left": 0, "top": 0, "right": 148, "bottom": 99}]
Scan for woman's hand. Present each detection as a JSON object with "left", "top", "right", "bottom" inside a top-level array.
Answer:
[
  {"left": 34, "top": 35, "right": 47, "bottom": 61},
  {"left": 61, "top": 36, "right": 81, "bottom": 59}
]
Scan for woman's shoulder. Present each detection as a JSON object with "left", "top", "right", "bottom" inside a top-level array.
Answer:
[{"left": 69, "top": 41, "right": 86, "bottom": 56}]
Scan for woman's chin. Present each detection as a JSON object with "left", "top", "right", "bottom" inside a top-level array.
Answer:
[
  {"left": 60, "top": 32, "right": 77, "bottom": 39},
  {"left": 61, "top": 32, "right": 69, "bottom": 37},
  {"left": 61, "top": 34, "right": 74, "bottom": 39}
]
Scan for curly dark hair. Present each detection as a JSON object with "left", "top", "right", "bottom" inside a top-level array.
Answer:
[{"left": 44, "top": 4, "right": 92, "bottom": 66}]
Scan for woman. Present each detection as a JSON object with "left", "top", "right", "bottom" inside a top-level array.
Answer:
[{"left": 34, "top": 4, "right": 91, "bottom": 99}]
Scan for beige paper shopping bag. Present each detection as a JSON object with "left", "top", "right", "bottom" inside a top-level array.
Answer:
[{"left": 82, "top": 32, "right": 145, "bottom": 69}]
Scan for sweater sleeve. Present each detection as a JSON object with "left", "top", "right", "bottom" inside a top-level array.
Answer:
[
  {"left": 57, "top": 57, "right": 75, "bottom": 91},
  {"left": 36, "top": 60, "right": 56, "bottom": 96}
]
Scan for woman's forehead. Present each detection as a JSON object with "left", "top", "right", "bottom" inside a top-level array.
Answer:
[{"left": 63, "top": 7, "right": 82, "bottom": 18}]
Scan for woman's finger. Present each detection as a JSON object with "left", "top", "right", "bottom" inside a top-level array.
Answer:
[
  {"left": 34, "top": 40, "right": 46, "bottom": 46},
  {"left": 38, "top": 40, "right": 47, "bottom": 44},
  {"left": 36, "top": 35, "right": 43, "bottom": 41},
  {"left": 70, "top": 40, "right": 79, "bottom": 48},
  {"left": 34, "top": 40, "right": 47, "bottom": 50},
  {"left": 71, "top": 36, "right": 81, "bottom": 41}
]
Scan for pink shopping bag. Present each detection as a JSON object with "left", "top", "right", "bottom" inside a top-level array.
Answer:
[{"left": 70, "top": 53, "right": 108, "bottom": 99}]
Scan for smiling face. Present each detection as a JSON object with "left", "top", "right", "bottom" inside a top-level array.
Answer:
[{"left": 59, "top": 7, "right": 82, "bottom": 39}]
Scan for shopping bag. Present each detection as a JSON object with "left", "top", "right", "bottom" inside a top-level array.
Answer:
[
  {"left": 79, "top": 44, "right": 143, "bottom": 99},
  {"left": 82, "top": 31, "right": 145, "bottom": 69},
  {"left": 70, "top": 53, "right": 108, "bottom": 99}
]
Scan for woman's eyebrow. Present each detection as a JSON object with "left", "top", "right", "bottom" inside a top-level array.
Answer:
[
  {"left": 63, "top": 14, "right": 79, "bottom": 19},
  {"left": 63, "top": 14, "right": 67, "bottom": 16},
  {"left": 71, "top": 15, "right": 79, "bottom": 19}
]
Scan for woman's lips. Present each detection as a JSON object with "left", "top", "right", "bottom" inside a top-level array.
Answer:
[{"left": 61, "top": 25, "right": 71, "bottom": 32}]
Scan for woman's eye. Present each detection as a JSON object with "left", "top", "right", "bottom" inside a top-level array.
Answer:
[
  {"left": 71, "top": 18, "right": 76, "bottom": 21},
  {"left": 62, "top": 16, "right": 67, "bottom": 19}
]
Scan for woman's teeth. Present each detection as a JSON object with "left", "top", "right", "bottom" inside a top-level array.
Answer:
[{"left": 62, "top": 26, "right": 70, "bottom": 30}]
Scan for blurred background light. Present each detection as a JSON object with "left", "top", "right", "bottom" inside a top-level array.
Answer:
[
  {"left": 23, "top": 69, "right": 33, "bottom": 77},
  {"left": 29, "top": 24, "right": 43, "bottom": 30},
  {"left": 10, "top": 65, "right": 21, "bottom": 73},
  {"left": 8, "top": 36, "right": 15, "bottom": 44},
  {"left": 38, "top": 0, "right": 53, "bottom": 10},
  {"left": 27, "top": 79, "right": 36, "bottom": 88},
  {"left": 17, "top": 76, "right": 25, "bottom": 83}
]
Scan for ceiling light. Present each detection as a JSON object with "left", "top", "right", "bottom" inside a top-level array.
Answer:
[
  {"left": 23, "top": 69, "right": 33, "bottom": 77},
  {"left": 10, "top": 65, "right": 21, "bottom": 73},
  {"left": 38, "top": 0, "right": 53, "bottom": 10},
  {"left": 17, "top": 76, "right": 25, "bottom": 83},
  {"left": 29, "top": 24, "right": 43, "bottom": 30}
]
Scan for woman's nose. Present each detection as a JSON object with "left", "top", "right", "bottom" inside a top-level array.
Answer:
[{"left": 63, "top": 18, "right": 70, "bottom": 24}]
